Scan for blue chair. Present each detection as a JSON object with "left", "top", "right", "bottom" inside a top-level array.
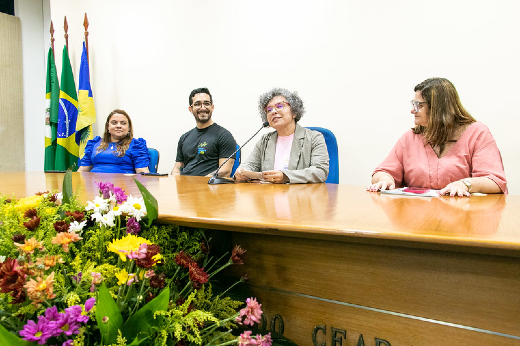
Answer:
[
  {"left": 148, "top": 148, "right": 160, "bottom": 173},
  {"left": 305, "top": 127, "right": 339, "bottom": 184},
  {"left": 231, "top": 144, "right": 241, "bottom": 176}
]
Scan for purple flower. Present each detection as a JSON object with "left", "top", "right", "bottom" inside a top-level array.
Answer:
[
  {"left": 63, "top": 340, "right": 74, "bottom": 346},
  {"left": 19, "top": 317, "right": 56, "bottom": 345},
  {"left": 65, "top": 305, "right": 89, "bottom": 324},
  {"left": 54, "top": 311, "right": 81, "bottom": 336},
  {"left": 96, "top": 182, "right": 114, "bottom": 199},
  {"left": 71, "top": 272, "right": 82, "bottom": 284},
  {"left": 85, "top": 297, "right": 96, "bottom": 312},
  {"left": 44, "top": 306, "right": 60, "bottom": 322},
  {"left": 126, "top": 217, "right": 141, "bottom": 235},
  {"left": 113, "top": 186, "right": 128, "bottom": 204}
]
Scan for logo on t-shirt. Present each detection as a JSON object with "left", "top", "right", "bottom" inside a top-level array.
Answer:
[{"left": 197, "top": 142, "right": 208, "bottom": 155}]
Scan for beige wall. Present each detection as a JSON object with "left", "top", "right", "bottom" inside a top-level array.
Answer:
[
  {"left": 0, "top": 13, "right": 25, "bottom": 172},
  {"left": 42, "top": 1, "right": 520, "bottom": 193}
]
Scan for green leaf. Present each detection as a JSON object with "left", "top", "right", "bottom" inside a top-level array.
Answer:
[
  {"left": 133, "top": 178, "right": 158, "bottom": 227},
  {"left": 122, "top": 286, "right": 170, "bottom": 341},
  {"left": 62, "top": 168, "right": 73, "bottom": 205},
  {"left": 0, "top": 324, "right": 33, "bottom": 346},
  {"left": 95, "top": 283, "right": 123, "bottom": 344}
]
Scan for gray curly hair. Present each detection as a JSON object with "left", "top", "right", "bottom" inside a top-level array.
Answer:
[{"left": 258, "top": 88, "right": 305, "bottom": 123}]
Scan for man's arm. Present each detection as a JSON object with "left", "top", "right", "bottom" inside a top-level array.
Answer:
[
  {"left": 171, "top": 162, "right": 184, "bottom": 175},
  {"left": 216, "top": 158, "right": 235, "bottom": 177}
]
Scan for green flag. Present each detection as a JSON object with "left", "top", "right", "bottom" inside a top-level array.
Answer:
[
  {"left": 44, "top": 47, "right": 59, "bottom": 171},
  {"left": 56, "top": 46, "right": 79, "bottom": 171}
]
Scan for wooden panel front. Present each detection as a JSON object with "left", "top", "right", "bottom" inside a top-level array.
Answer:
[{"left": 229, "top": 232, "right": 520, "bottom": 345}]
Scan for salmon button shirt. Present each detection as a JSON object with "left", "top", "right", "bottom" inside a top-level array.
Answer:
[{"left": 373, "top": 122, "right": 507, "bottom": 193}]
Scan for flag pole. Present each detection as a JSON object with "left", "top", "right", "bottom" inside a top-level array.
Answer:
[
  {"left": 64, "top": 16, "right": 69, "bottom": 51},
  {"left": 50, "top": 20, "right": 55, "bottom": 58},
  {"left": 83, "top": 13, "right": 89, "bottom": 67}
]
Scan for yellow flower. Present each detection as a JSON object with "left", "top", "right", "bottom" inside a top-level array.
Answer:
[
  {"left": 107, "top": 234, "right": 151, "bottom": 262},
  {"left": 115, "top": 268, "right": 129, "bottom": 285},
  {"left": 44, "top": 207, "right": 57, "bottom": 216},
  {"left": 14, "top": 195, "right": 43, "bottom": 215}
]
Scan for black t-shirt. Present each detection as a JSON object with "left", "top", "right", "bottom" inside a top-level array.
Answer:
[{"left": 176, "top": 123, "right": 237, "bottom": 176}]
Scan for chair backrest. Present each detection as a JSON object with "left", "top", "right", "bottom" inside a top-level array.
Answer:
[
  {"left": 231, "top": 144, "right": 241, "bottom": 176},
  {"left": 148, "top": 148, "right": 160, "bottom": 173},
  {"left": 305, "top": 127, "right": 339, "bottom": 184}
]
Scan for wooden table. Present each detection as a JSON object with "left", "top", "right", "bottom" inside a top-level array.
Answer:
[{"left": 1, "top": 172, "right": 519, "bottom": 345}]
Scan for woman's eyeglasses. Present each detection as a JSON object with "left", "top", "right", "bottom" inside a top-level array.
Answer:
[
  {"left": 411, "top": 100, "right": 428, "bottom": 113},
  {"left": 265, "top": 101, "right": 290, "bottom": 114}
]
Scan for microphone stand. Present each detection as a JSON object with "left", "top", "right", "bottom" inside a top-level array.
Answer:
[{"left": 208, "top": 121, "right": 269, "bottom": 185}]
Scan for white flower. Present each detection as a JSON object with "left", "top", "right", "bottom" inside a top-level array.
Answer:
[
  {"left": 69, "top": 220, "right": 87, "bottom": 234},
  {"left": 85, "top": 196, "right": 110, "bottom": 213},
  {"left": 122, "top": 195, "right": 147, "bottom": 221},
  {"left": 110, "top": 204, "right": 123, "bottom": 217},
  {"left": 55, "top": 192, "right": 63, "bottom": 203},
  {"left": 108, "top": 191, "right": 117, "bottom": 204},
  {"left": 91, "top": 211, "right": 115, "bottom": 227}
]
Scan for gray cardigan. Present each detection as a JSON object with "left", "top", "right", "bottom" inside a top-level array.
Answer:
[{"left": 240, "top": 124, "right": 329, "bottom": 183}]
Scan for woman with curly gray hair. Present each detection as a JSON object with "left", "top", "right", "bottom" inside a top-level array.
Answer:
[{"left": 234, "top": 88, "right": 329, "bottom": 184}]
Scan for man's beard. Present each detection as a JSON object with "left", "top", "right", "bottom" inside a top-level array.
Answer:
[{"left": 195, "top": 110, "right": 212, "bottom": 123}]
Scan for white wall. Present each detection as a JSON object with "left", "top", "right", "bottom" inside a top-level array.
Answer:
[
  {"left": 14, "top": 0, "right": 49, "bottom": 172},
  {"left": 42, "top": 0, "right": 520, "bottom": 193}
]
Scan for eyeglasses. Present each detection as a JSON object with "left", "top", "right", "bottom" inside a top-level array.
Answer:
[
  {"left": 192, "top": 101, "right": 212, "bottom": 108},
  {"left": 265, "top": 102, "right": 290, "bottom": 114},
  {"left": 411, "top": 100, "right": 428, "bottom": 112}
]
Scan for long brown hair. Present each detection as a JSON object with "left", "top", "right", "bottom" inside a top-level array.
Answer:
[
  {"left": 412, "top": 78, "right": 475, "bottom": 150},
  {"left": 97, "top": 109, "right": 134, "bottom": 157}
]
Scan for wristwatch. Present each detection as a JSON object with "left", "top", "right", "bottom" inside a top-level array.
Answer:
[{"left": 460, "top": 179, "right": 472, "bottom": 193}]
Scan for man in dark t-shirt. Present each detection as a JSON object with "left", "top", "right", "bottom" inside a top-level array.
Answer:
[{"left": 171, "top": 88, "right": 237, "bottom": 177}]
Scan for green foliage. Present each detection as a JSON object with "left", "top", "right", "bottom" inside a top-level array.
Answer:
[
  {"left": 0, "top": 324, "right": 32, "bottom": 346},
  {"left": 122, "top": 287, "right": 170, "bottom": 341},
  {"left": 96, "top": 283, "right": 124, "bottom": 344},
  {"left": 62, "top": 168, "right": 73, "bottom": 205},
  {"left": 140, "top": 224, "right": 204, "bottom": 275},
  {"left": 134, "top": 178, "right": 158, "bottom": 227}
]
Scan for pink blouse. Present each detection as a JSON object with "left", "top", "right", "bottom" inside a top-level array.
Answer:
[{"left": 373, "top": 122, "right": 508, "bottom": 193}]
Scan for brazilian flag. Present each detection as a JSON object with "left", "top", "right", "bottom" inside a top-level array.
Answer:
[
  {"left": 76, "top": 42, "right": 96, "bottom": 159},
  {"left": 44, "top": 47, "right": 59, "bottom": 171},
  {"left": 56, "top": 46, "right": 79, "bottom": 171}
]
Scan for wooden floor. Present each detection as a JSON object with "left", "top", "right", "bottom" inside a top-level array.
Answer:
[{"left": 1, "top": 172, "right": 519, "bottom": 345}]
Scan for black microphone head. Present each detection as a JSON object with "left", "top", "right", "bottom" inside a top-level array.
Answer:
[{"left": 262, "top": 121, "right": 269, "bottom": 127}]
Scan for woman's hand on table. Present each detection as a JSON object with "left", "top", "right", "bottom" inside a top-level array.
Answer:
[
  {"left": 262, "top": 170, "right": 287, "bottom": 184},
  {"left": 367, "top": 172, "right": 396, "bottom": 192},
  {"left": 233, "top": 168, "right": 250, "bottom": 183},
  {"left": 440, "top": 181, "right": 471, "bottom": 197}
]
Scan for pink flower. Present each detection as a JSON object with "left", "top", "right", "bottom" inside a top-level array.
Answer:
[
  {"left": 90, "top": 272, "right": 103, "bottom": 292},
  {"left": 236, "top": 297, "right": 263, "bottom": 326},
  {"left": 238, "top": 330, "right": 254, "bottom": 346},
  {"left": 256, "top": 333, "right": 273, "bottom": 346},
  {"left": 120, "top": 243, "right": 147, "bottom": 260}
]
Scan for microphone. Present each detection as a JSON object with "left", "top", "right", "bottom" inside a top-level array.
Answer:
[{"left": 208, "top": 121, "right": 269, "bottom": 185}]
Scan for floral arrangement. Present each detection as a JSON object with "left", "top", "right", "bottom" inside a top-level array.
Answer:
[{"left": 0, "top": 171, "right": 294, "bottom": 346}]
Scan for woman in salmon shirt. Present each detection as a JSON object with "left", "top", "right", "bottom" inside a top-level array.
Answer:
[{"left": 367, "top": 77, "right": 507, "bottom": 196}]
